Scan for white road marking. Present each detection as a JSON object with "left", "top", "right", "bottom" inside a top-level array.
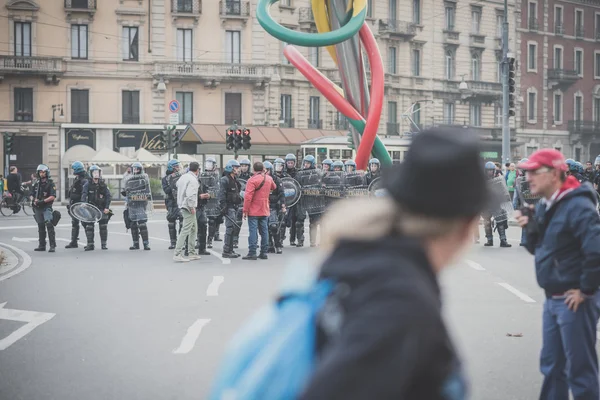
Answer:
[
  {"left": 0, "top": 219, "right": 164, "bottom": 231},
  {"left": 172, "top": 318, "right": 211, "bottom": 354},
  {"left": 208, "top": 250, "right": 231, "bottom": 265},
  {"left": 0, "top": 242, "right": 32, "bottom": 282},
  {"left": 465, "top": 259, "right": 485, "bottom": 271},
  {"left": 12, "top": 236, "right": 85, "bottom": 247},
  {"left": 497, "top": 282, "right": 536, "bottom": 303},
  {"left": 206, "top": 276, "right": 225, "bottom": 296},
  {"left": 0, "top": 302, "right": 56, "bottom": 351}
]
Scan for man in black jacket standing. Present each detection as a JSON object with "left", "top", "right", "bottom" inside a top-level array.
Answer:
[
  {"left": 65, "top": 161, "right": 88, "bottom": 248},
  {"left": 218, "top": 160, "right": 242, "bottom": 258},
  {"left": 31, "top": 164, "right": 57, "bottom": 253},
  {"left": 516, "top": 149, "right": 600, "bottom": 400}
]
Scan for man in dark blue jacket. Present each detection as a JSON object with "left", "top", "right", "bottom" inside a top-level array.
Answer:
[{"left": 516, "top": 149, "right": 600, "bottom": 400}]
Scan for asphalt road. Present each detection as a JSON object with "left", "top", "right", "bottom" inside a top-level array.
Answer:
[{"left": 0, "top": 207, "right": 569, "bottom": 399}]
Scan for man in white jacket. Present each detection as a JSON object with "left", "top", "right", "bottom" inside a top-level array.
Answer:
[{"left": 173, "top": 161, "right": 200, "bottom": 262}]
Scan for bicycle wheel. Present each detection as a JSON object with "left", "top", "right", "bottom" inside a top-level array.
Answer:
[
  {"left": 0, "top": 200, "right": 13, "bottom": 217},
  {"left": 21, "top": 202, "right": 31, "bottom": 216}
]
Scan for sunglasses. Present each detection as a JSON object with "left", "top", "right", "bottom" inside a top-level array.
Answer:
[{"left": 525, "top": 167, "right": 553, "bottom": 176}]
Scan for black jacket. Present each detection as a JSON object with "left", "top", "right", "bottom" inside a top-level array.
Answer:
[
  {"left": 300, "top": 236, "right": 464, "bottom": 400},
  {"left": 82, "top": 179, "right": 112, "bottom": 210},
  {"left": 269, "top": 174, "right": 285, "bottom": 208}
]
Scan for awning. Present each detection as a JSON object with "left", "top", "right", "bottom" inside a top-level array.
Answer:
[
  {"left": 133, "top": 148, "right": 162, "bottom": 163},
  {"left": 62, "top": 145, "right": 97, "bottom": 165},
  {"left": 159, "top": 153, "right": 199, "bottom": 163},
  {"left": 91, "top": 148, "right": 134, "bottom": 165}
]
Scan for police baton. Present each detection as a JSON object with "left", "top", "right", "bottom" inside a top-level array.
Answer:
[{"left": 223, "top": 212, "right": 241, "bottom": 230}]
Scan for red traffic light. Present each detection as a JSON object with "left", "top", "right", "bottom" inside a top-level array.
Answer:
[
  {"left": 227, "top": 129, "right": 234, "bottom": 136},
  {"left": 235, "top": 129, "right": 242, "bottom": 135},
  {"left": 243, "top": 128, "right": 250, "bottom": 135}
]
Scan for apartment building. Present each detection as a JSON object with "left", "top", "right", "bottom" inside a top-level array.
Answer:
[
  {"left": 518, "top": 0, "right": 600, "bottom": 161},
  {"left": 0, "top": 0, "right": 518, "bottom": 190}
]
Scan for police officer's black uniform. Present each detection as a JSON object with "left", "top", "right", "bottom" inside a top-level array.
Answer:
[
  {"left": 163, "top": 170, "right": 183, "bottom": 249},
  {"left": 284, "top": 165, "right": 298, "bottom": 245},
  {"left": 31, "top": 167, "right": 57, "bottom": 253},
  {"left": 82, "top": 177, "right": 112, "bottom": 250},
  {"left": 218, "top": 172, "right": 242, "bottom": 258},
  {"left": 268, "top": 173, "right": 285, "bottom": 253},
  {"left": 196, "top": 178, "right": 211, "bottom": 255},
  {"left": 66, "top": 173, "right": 88, "bottom": 248}
]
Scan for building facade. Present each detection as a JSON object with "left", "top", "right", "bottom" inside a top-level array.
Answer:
[
  {"left": 517, "top": 0, "right": 600, "bottom": 161},
  {"left": 0, "top": 0, "right": 519, "bottom": 193}
]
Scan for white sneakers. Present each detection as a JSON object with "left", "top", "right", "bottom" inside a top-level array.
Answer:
[{"left": 173, "top": 254, "right": 202, "bottom": 262}]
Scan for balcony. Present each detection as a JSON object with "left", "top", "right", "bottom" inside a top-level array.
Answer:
[
  {"left": 280, "top": 118, "right": 295, "bottom": 128},
  {"left": 378, "top": 19, "right": 417, "bottom": 39},
  {"left": 426, "top": 119, "right": 501, "bottom": 138},
  {"left": 555, "top": 24, "right": 564, "bottom": 35},
  {"left": 298, "top": 7, "right": 315, "bottom": 29},
  {"left": 171, "top": 0, "right": 202, "bottom": 21},
  {"left": 548, "top": 69, "right": 580, "bottom": 88},
  {"left": 386, "top": 122, "right": 400, "bottom": 136},
  {"left": 575, "top": 27, "right": 584, "bottom": 38},
  {"left": 154, "top": 62, "right": 274, "bottom": 86},
  {"left": 469, "top": 33, "right": 486, "bottom": 47},
  {"left": 307, "top": 119, "right": 323, "bottom": 129},
  {"left": 219, "top": 1, "right": 250, "bottom": 23},
  {"left": 528, "top": 18, "right": 538, "bottom": 31},
  {"left": 0, "top": 55, "right": 65, "bottom": 84},
  {"left": 64, "top": 0, "right": 96, "bottom": 20},
  {"left": 443, "top": 80, "right": 502, "bottom": 102},
  {"left": 568, "top": 120, "right": 600, "bottom": 136},
  {"left": 334, "top": 119, "right": 350, "bottom": 130},
  {"left": 443, "top": 29, "right": 460, "bottom": 43}
]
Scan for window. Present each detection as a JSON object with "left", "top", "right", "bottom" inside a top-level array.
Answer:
[
  {"left": 367, "top": 0, "right": 373, "bottom": 17},
  {"left": 388, "top": 47, "right": 397, "bottom": 74},
  {"left": 412, "top": 102, "right": 421, "bottom": 129},
  {"left": 495, "top": 103, "right": 502, "bottom": 126},
  {"left": 575, "top": 10, "right": 584, "bottom": 36},
  {"left": 553, "top": 92, "right": 562, "bottom": 123},
  {"left": 309, "top": 96, "right": 320, "bottom": 128},
  {"left": 528, "top": 91, "right": 536, "bottom": 121},
  {"left": 310, "top": 47, "right": 320, "bottom": 67},
  {"left": 496, "top": 14, "right": 503, "bottom": 37},
  {"left": 281, "top": 42, "right": 290, "bottom": 64},
  {"left": 280, "top": 94, "right": 292, "bottom": 126},
  {"left": 176, "top": 28, "right": 193, "bottom": 61},
  {"left": 412, "top": 49, "right": 421, "bottom": 77},
  {"left": 280, "top": 0, "right": 290, "bottom": 5},
  {"left": 497, "top": 57, "right": 502, "bottom": 83},
  {"left": 575, "top": 49, "right": 583, "bottom": 76},
  {"left": 528, "top": 2, "right": 537, "bottom": 29},
  {"left": 471, "top": 52, "right": 481, "bottom": 81},
  {"left": 224, "top": 93, "right": 242, "bottom": 125},
  {"left": 445, "top": 49, "right": 455, "bottom": 79},
  {"left": 528, "top": 43, "right": 537, "bottom": 70},
  {"left": 122, "top": 27, "right": 139, "bottom": 61},
  {"left": 471, "top": 8, "right": 481, "bottom": 34},
  {"left": 71, "top": 89, "right": 89, "bottom": 123},
  {"left": 575, "top": 148, "right": 581, "bottom": 161},
  {"left": 388, "top": 101, "right": 397, "bottom": 122},
  {"left": 445, "top": 5, "right": 455, "bottom": 30},
  {"left": 594, "top": 97, "right": 600, "bottom": 122},
  {"left": 554, "top": 47, "right": 562, "bottom": 69},
  {"left": 555, "top": 6, "right": 563, "bottom": 33},
  {"left": 176, "top": 0, "right": 193, "bottom": 12},
  {"left": 596, "top": 13, "right": 600, "bottom": 39},
  {"left": 71, "top": 24, "right": 88, "bottom": 59},
  {"left": 413, "top": 0, "right": 421, "bottom": 24},
  {"left": 14, "top": 88, "right": 33, "bottom": 122},
  {"left": 226, "top": 30, "right": 240, "bottom": 64},
  {"left": 470, "top": 103, "right": 482, "bottom": 127},
  {"left": 176, "top": 92, "right": 193, "bottom": 124},
  {"left": 575, "top": 95, "right": 583, "bottom": 122},
  {"left": 389, "top": 0, "right": 397, "bottom": 19},
  {"left": 444, "top": 102, "right": 455, "bottom": 124},
  {"left": 526, "top": 146, "right": 537, "bottom": 156},
  {"left": 122, "top": 91, "right": 140, "bottom": 124},
  {"left": 14, "top": 22, "right": 31, "bottom": 56},
  {"left": 596, "top": 52, "right": 600, "bottom": 77}
]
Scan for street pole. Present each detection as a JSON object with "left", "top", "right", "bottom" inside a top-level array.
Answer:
[
  {"left": 233, "top": 121, "right": 239, "bottom": 160},
  {"left": 501, "top": 0, "right": 511, "bottom": 166},
  {"left": 165, "top": 125, "right": 171, "bottom": 161}
]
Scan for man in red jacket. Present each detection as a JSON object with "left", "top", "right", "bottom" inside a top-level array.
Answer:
[{"left": 242, "top": 162, "right": 276, "bottom": 260}]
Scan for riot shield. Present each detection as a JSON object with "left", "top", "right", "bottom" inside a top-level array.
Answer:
[
  {"left": 201, "top": 171, "right": 221, "bottom": 217},
  {"left": 344, "top": 171, "right": 369, "bottom": 198},
  {"left": 322, "top": 171, "right": 346, "bottom": 208},
  {"left": 238, "top": 179, "right": 247, "bottom": 200},
  {"left": 70, "top": 202, "right": 103, "bottom": 223},
  {"left": 368, "top": 177, "right": 387, "bottom": 197},
  {"left": 296, "top": 169, "right": 325, "bottom": 215},
  {"left": 280, "top": 177, "right": 301, "bottom": 208},
  {"left": 515, "top": 176, "right": 541, "bottom": 206},
  {"left": 487, "top": 176, "right": 514, "bottom": 222},
  {"left": 126, "top": 173, "right": 153, "bottom": 222}
]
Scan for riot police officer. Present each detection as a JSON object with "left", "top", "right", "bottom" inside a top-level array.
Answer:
[
  {"left": 219, "top": 159, "right": 242, "bottom": 258},
  {"left": 81, "top": 165, "right": 112, "bottom": 251},
  {"left": 296, "top": 155, "right": 320, "bottom": 247},
  {"left": 283, "top": 153, "right": 298, "bottom": 246},
  {"left": 483, "top": 161, "right": 511, "bottom": 248},
  {"left": 365, "top": 158, "right": 381, "bottom": 185},
  {"left": 321, "top": 159, "right": 333, "bottom": 172},
  {"left": 264, "top": 161, "right": 285, "bottom": 254},
  {"left": 196, "top": 174, "right": 211, "bottom": 256},
  {"left": 125, "top": 162, "right": 151, "bottom": 251},
  {"left": 202, "top": 157, "right": 220, "bottom": 249},
  {"left": 344, "top": 159, "right": 357, "bottom": 173},
  {"left": 31, "top": 164, "right": 57, "bottom": 253},
  {"left": 65, "top": 161, "right": 88, "bottom": 249},
  {"left": 332, "top": 160, "right": 344, "bottom": 172},
  {"left": 234, "top": 158, "right": 252, "bottom": 248},
  {"left": 163, "top": 159, "right": 183, "bottom": 249},
  {"left": 273, "top": 157, "right": 288, "bottom": 243},
  {"left": 566, "top": 159, "right": 585, "bottom": 182}
]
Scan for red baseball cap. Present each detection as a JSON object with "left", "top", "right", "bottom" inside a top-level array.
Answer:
[{"left": 518, "top": 149, "right": 567, "bottom": 171}]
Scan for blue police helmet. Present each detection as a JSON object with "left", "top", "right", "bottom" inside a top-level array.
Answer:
[
  {"left": 332, "top": 160, "right": 344, "bottom": 168},
  {"left": 566, "top": 159, "right": 578, "bottom": 172},
  {"left": 345, "top": 160, "right": 357, "bottom": 167},
  {"left": 285, "top": 153, "right": 296, "bottom": 162},
  {"left": 132, "top": 162, "right": 144, "bottom": 174},
  {"left": 71, "top": 161, "right": 85, "bottom": 174},
  {"left": 240, "top": 158, "right": 251, "bottom": 166},
  {"left": 89, "top": 164, "right": 102, "bottom": 177},
  {"left": 263, "top": 161, "right": 273, "bottom": 171},
  {"left": 167, "top": 159, "right": 180, "bottom": 172},
  {"left": 322, "top": 159, "right": 333, "bottom": 166},
  {"left": 224, "top": 159, "right": 240, "bottom": 173},
  {"left": 595, "top": 155, "right": 600, "bottom": 166},
  {"left": 484, "top": 161, "right": 496, "bottom": 170},
  {"left": 36, "top": 164, "right": 50, "bottom": 178},
  {"left": 303, "top": 155, "right": 316, "bottom": 165},
  {"left": 369, "top": 158, "right": 380, "bottom": 166},
  {"left": 575, "top": 161, "right": 584, "bottom": 174}
]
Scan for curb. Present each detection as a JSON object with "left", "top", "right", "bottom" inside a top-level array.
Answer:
[{"left": 0, "top": 243, "right": 32, "bottom": 283}]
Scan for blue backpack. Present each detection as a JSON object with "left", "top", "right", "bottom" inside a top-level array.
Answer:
[{"left": 209, "top": 259, "right": 334, "bottom": 400}]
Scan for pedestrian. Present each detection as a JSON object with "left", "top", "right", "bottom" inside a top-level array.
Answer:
[
  {"left": 515, "top": 149, "right": 600, "bottom": 400},
  {"left": 242, "top": 161, "right": 276, "bottom": 260},
  {"left": 173, "top": 161, "right": 201, "bottom": 262},
  {"left": 298, "top": 128, "right": 487, "bottom": 399},
  {"left": 506, "top": 162, "right": 517, "bottom": 200}
]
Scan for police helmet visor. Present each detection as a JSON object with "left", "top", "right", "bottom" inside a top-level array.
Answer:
[
  {"left": 92, "top": 170, "right": 101, "bottom": 179},
  {"left": 274, "top": 162, "right": 284, "bottom": 172},
  {"left": 286, "top": 160, "right": 296, "bottom": 169},
  {"left": 303, "top": 161, "right": 312, "bottom": 169},
  {"left": 241, "top": 165, "right": 249, "bottom": 172},
  {"left": 369, "top": 163, "right": 379, "bottom": 172},
  {"left": 205, "top": 161, "right": 214, "bottom": 171},
  {"left": 322, "top": 164, "right": 330, "bottom": 171}
]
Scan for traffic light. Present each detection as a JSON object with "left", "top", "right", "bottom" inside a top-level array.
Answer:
[
  {"left": 507, "top": 56, "right": 516, "bottom": 117},
  {"left": 346, "top": 130, "right": 355, "bottom": 150},
  {"left": 3, "top": 132, "right": 15, "bottom": 153},
  {"left": 234, "top": 129, "right": 242, "bottom": 151},
  {"left": 160, "top": 130, "right": 168, "bottom": 149},
  {"left": 226, "top": 128, "right": 235, "bottom": 150},
  {"left": 171, "top": 130, "right": 182, "bottom": 148},
  {"left": 242, "top": 128, "right": 251, "bottom": 150}
]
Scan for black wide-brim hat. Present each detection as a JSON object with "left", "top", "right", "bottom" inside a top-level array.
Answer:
[{"left": 382, "top": 127, "right": 490, "bottom": 218}]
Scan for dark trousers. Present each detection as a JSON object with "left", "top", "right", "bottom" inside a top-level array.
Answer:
[
  {"left": 223, "top": 207, "right": 240, "bottom": 254},
  {"left": 196, "top": 208, "right": 207, "bottom": 251},
  {"left": 539, "top": 294, "right": 600, "bottom": 400}
]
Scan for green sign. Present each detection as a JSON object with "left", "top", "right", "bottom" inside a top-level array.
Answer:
[
  {"left": 480, "top": 151, "right": 498, "bottom": 159},
  {"left": 317, "top": 147, "right": 328, "bottom": 154}
]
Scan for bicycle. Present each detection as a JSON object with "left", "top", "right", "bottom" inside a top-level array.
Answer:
[{"left": 0, "top": 188, "right": 32, "bottom": 217}]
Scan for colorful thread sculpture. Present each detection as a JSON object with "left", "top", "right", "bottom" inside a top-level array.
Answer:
[{"left": 257, "top": 0, "right": 392, "bottom": 169}]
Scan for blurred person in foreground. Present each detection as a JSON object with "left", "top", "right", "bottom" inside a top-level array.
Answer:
[
  {"left": 298, "top": 128, "right": 489, "bottom": 399},
  {"left": 515, "top": 149, "right": 600, "bottom": 400}
]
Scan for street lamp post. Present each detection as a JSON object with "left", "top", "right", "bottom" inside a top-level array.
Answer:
[
  {"left": 501, "top": 0, "right": 511, "bottom": 165},
  {"left": 51, "top": 104, "right": 64, "bottom": 125}
]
